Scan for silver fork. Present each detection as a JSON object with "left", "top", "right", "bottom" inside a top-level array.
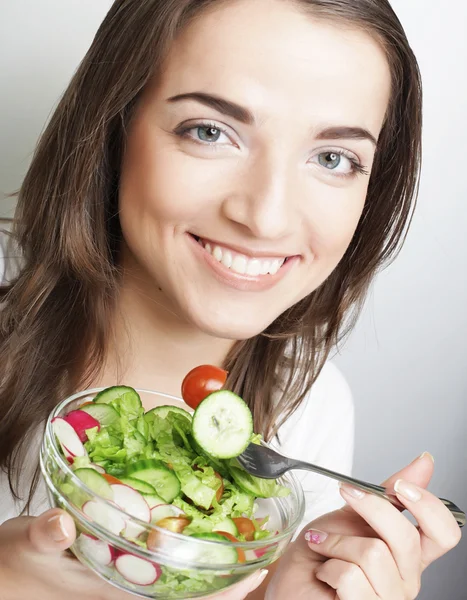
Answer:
[{"left": 238, "top": 443, "right": 465, "bottom": 528}]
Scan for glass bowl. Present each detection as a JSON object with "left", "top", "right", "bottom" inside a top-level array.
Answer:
[{"left": 40, "top": 388, "right": 305, "bottom": 599}]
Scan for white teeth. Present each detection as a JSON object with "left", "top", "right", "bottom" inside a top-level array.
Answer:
[
  {"left": 213, "top": 246, "right": 223, "bottom": 262},
  {"left": 260, "top": 261, "right": 271, "bottom": 275},
  {"left": 221, "top": 250, "right": 233, "bottom": 268},
  {"left": 231, "top": 255, "right": 248, "bottom": 275},
  {"left": 269, "top": 259, "right": 281, "bottom": 275},
  {"left": 199, "top": 239, "right": 287, "bottom": 276},
  {"left": 246, "top": 259, "right": 262, "bottom": 276}
]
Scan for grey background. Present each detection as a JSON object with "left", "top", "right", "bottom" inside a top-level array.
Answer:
[{"left": 1, "top": 1, "right": 466, "bottom": 598}]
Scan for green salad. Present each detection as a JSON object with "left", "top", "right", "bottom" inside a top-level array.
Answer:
[{"left": 51, "top": 378, "right": 290, "bottom": 594}]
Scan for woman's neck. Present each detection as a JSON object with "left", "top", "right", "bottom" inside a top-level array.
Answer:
[{"left": 94, "top": 263, "right": 235, "bottom": 399}]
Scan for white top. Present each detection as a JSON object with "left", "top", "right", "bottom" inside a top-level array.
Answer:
[{"left": 0, "top": 228, "right": 355, "bottom": 531}]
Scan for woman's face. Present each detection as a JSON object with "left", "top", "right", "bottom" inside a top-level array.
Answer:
[{"left": 119, "top": 0, "right": 391, "bottom": 340}]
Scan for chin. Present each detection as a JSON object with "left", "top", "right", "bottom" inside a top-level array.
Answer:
[{"left": 187, "top": 306, "right": 275, "bottom": 341}]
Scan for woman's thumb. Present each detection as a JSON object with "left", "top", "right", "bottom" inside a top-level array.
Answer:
[{"left": 23, "top": 508, "right": 76, "bottom": 554}]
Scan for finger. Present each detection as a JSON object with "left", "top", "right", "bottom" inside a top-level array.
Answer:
[
  {"left": 4, "top": 508, "right": 76, "bottom": 554},
  {"left": 315, "top": 558, "right": 377, "bottom": 600},
  {"left": 204, "top": 569, "right": 268, "bottom": 599},
  {"left": 304, "top": 530, "right": 404, "bottom": 599},
  {"left": 338, "top": 484, "right": 422, "bottom": 589},
  {"left": 340, "top": 452, "right": 435, "bottom": 520},
  {"left": 380, "top": 452, "right": 434, "bottom": 493},
  {"left": 390, "top": 479, "right": 462, "bottom": 570}
]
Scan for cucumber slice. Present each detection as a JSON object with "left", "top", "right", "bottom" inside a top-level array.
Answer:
[
  {"left": 145, "top": 405, "right": 193, "bottom": 422},
  {"left": 74, "top": 468, "right": 113, "bottom": 500},
  {"left": 125, "top": 459, "right": 181, "bottom": 503},
  {"left": 213, "top": 517, "right": 239, "bottom": 537},
  {"left": 80, "top": 403, "right": 120, "bottom": 427},
  {"left": 119, "top": 477, "right": 157, "bottom": 495},
  {"left": 192, "top": 391, "right": 253, "bottom": 459},
  {"left": 94, "top": 386, "right": 142, "bottom": 419},
  {"left": 189, "top": 532, "right": 239, "bottom": 564},
  {"left": 142, "top": 493, "right": 166, "bottom": 508}
]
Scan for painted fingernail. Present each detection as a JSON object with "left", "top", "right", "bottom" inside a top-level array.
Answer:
[
  {"left": 394, "top": 479, "right": 422, "bottom": 502},
  {"left": 339, "top": 482, "right": 366, "bottom": 499},
  {"left": 417, "top": 451, "right": 435, "bottom": 463},
  {"left": 305, "top": 529, "right": 328, "bottom": 545},
  {"left": 47, "top": 514, "right": 69, "bottom": 542}
]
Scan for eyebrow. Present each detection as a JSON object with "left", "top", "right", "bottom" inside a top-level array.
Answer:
[{"left": 167, "top": 91, "right": 378, "bottom": 147}]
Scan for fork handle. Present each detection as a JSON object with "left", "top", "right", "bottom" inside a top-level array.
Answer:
[{"left": 294, "top": 460, "right": 465, "bottom": 528}]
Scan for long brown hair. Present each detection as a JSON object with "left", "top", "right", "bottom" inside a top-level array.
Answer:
[{"left": 0, "top": 0, "right": 422, "bottom": 509}]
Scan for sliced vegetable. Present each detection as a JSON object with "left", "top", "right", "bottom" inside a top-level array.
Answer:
[
  {"left": 192, "top": 391, "right": 253, "bottom": 459},
  {"left": 189, "top": 532, "right": 239, "bottom": 564},
  {"left": 110, "top": 484, "right": 150, "bottom": 523},
  {"left": 76, "top": 533, "right": 115, "bottom": 566},
  {"left": 181, "top": 365, "right": 228, "bottom": 410},
  {"left": 213, "top": 517, "right": 238, "bottom": 537},
  {"left": 74, "top": 468, "right": 113, "bottom": 500},
  {"left": 52, "top": 417, "right": 87, "bottom": 459},
  {"left": 80, "top": 403, "right": 120, "bottom": 427},
  {"left": 125, "top": 459, "right": 181, "bottom": 503},
  {"left": 94, "top": 385, "right": 141, "bottom": 407},
  {"left": 119, "top": 477, "right": 158, "bottom": 495},
  {"left": 214, "top": 531, "right": 246, "bottom": 563},
  {"left": 155, "top": 516, "right": 191, "bottom": 533},
  {"left": 150, "top": 504, "right": 186, "bottom": 523},
  {"left": 115, "top": 554, "right": 161, "bottom": 586},
  {"left": 82, "top": 500, "right": 126, "bottom": 535},
  {"left": 233, "top": 517, "right": 256, "bottom": 541},
  {"left": 63, "top": 410, "right": 100, "bottom": 443}
]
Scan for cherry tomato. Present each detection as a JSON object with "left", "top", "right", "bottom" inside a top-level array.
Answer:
[
  {"left": 147, "top": 517, "right": 191, "bottom": 550},
  {"left": 233, "top": 517, "right": 256, "bottom": 541},
  {"left": 181, "top": 365, "right": 228, "bottom": 410},
  {"left": 214, "top": 531, "right": 246, "bottom": 563}
]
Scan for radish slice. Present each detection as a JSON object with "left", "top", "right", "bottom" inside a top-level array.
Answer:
[
  {"left": 52, "top": 417, "right": 86, "bottom": 458},
  {"left": 115, "top": 554, "right": 161, "bottom": 586},
  {"left": 76, "top": 533, "right": 115, "bottom": 566},
  {"left": 110, "top": 484, "right": 150, "bottom": 522},
  {"left": 150, "top": 504, "right": 185, "bottom": 523},
  {"left": 64, "top": 410, "right": 100, "bottom": 442},
  {"left": 111, "top": 484, "right": 151, "bottom": 539},
  {"left": 89, "top": 463, "right": 106, "bottom": 474},
  {"left": 83, "top": 500, "right": 126, "bottom": 535}
]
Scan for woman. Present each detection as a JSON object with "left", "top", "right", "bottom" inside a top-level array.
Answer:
[{"left": 0, "top": 0, "right": 461, "bottom": 598}]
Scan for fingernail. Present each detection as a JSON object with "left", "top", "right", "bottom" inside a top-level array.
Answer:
[
  {"left": 305, "top": 529, "right": 328, "bottom": 545},
  {"left": 253, "top": 569, "right": 268, "bottom": 587},
  {"left": 48, "top": 514, "right": 69, "bottom": 542},
  {"left": 417, "top": 451, "right": 435, "bottom": 463},
  {"left": 394, "top": 479, "right": 422, "bottom": 502},
  {"left": 339, "top": 482, "right": 366, "bottom": 499}
]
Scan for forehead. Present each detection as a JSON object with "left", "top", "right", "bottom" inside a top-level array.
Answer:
[{"left": 156, "top": 0, "right": 391, "bottom": 135}]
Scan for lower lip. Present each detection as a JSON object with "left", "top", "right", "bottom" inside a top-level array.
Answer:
[{"left": 187, "top": 234, "right": 299, "bottom": 292}]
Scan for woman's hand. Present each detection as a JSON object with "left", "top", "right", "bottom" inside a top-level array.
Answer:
[
  {"left": 0, "top": 508, "right": 266, "bottom": 600},
  {"left": 263, "top": 453, "right": 462, "bottom": 599}
]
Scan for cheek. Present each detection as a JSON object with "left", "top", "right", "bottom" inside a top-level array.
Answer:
[
  {"left": 119, "top": 124, "right": 232, "bottom": 226},
  {"left": 307, "top": 184, "right": 367, "bottom": 267}
]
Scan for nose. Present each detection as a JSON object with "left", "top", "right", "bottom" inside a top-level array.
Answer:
[{"left": 221, "top": 151, "right": 296, "bottom": 240}]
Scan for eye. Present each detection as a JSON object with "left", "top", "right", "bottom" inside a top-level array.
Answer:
[
  {"left": 175, "top": 122, "right": 235, "bottom": 146},
  {"left": 318, "top": 151, "right": 351, "bottom": 174},
  {"left": 311, "top": 149, "right": 369, "bottom": 178}
]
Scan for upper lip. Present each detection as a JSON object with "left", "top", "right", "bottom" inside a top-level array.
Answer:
[{"left": 191, "top": 233, "right": 298, "bottom": 260}]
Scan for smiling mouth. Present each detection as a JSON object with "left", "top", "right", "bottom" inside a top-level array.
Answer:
[{"left": 191, "top": 234, "right": 291, "bottom": 276}]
